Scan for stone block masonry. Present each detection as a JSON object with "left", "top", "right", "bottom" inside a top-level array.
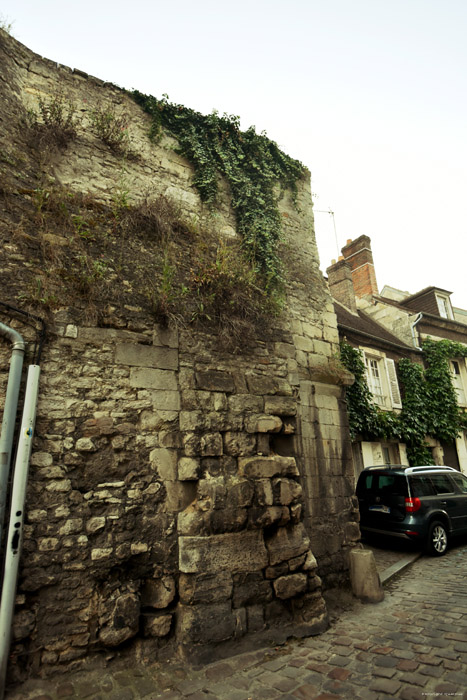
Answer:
[
  {"left": 2, "top": 317, "right": 354, "bottom": 680},
  {"left": 0, "top": 29, "right": 359, "bottom": 685}
]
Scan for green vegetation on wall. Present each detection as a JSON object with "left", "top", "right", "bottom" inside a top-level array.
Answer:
[
  {"left": 422, "top": 339, "right": 467, "bottom": 441},
  {"left": 340, "top": 338, "right": 467, "bottom": 465},
  {"left": 12, "top": 91, "right": 297, "bottom": 350},
  {"left": 130, "top": 92, "right": 307, "bottom": 290},
  {"left": 11, "top": 179, "right": 276, "bottom": 351},
  {"left": 26, "top": 91, "right": 78, "bottom": 152}
]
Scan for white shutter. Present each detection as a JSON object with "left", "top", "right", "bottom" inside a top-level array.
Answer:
[
  {"left": 451, "top": 360, "right": 467, "bottom": 405},
  {"left": 385, "top": 358, "right": 402, "bottom": 408}
]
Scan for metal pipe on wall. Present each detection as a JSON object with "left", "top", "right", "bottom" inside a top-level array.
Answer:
[
  {"left": 410, "top": 313, "right": 423, "bottom": 350},
  {"left": 0, "top": 365, "right": 41, "bottom": 699},
  {"left": 0, "top": 323, "right": 25, "bottom": 547}
]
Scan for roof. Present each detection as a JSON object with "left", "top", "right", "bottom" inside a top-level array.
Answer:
[
  {"left": 334, "top": 301, "right": 414, "bottom": 352},
  {"left": 399, "top": 286, "right": 453, "bottom": 306}
]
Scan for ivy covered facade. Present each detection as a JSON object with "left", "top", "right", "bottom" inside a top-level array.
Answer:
[{"left": 327, "top": 236, "right": 467, "bottom": 477}]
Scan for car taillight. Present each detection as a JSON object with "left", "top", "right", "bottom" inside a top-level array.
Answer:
[{"left": 405, "top": 497, "right": 421, "bottom": 513}]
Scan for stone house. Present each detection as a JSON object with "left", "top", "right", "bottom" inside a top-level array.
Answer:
[
  {"left": 379, "top": 285, "right": 467, "bottom": 471},
  {"left": 326, "top": 235, "right": 467, "bottom": 475},
  {"left": 0, "top": 30, "right": 360, "bottom": 685},
  {"left": 325, "top": 241, "right": 420, "bottom": 477}
]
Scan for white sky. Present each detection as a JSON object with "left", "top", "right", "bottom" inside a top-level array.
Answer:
[{"left": 2, "top": 0, "right": 467, "bottom": 309}]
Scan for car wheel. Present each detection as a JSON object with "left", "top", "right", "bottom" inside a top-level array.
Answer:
[{"left": 425, "top": 521, "right": 448, "bottom": 556}]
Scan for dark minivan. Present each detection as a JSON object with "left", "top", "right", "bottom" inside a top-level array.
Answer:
[{"left": 356, "top": 465, "right": 467, "bottom": 556}]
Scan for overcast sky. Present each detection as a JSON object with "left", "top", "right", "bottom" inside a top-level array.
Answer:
[{"left": 2, "top": 0, "right": 467, "bottom": 309}]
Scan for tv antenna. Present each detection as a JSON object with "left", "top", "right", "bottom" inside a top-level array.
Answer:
[{"left": 314, "top": 207, "right": 340, "bottom": 258}]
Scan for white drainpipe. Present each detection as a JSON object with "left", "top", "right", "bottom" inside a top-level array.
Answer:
[
  {"left": 0, "top": 322, "right": 25, "bottom": 546},
  {"left": 410, "top": 313, "right": 423, "bottom": 350},
  {"left": 0, "top": 365, "right": 41, "bottom": 699}
]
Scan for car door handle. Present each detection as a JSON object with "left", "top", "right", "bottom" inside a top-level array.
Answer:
[{"left": 440, "top": 501, "right": 447, "bottom": 505}]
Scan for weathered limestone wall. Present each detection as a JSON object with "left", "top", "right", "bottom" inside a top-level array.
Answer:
[
  {"left": 0, "top": 31, "right": 359, "bottom": 682},
  {"left": 356, "top": 297, "right": 417, "bottom": 347}
]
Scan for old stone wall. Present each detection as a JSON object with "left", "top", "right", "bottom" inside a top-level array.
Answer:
[
  {"left": 356, "top": 297, "right": 418, "bottom": 347},
  {"left": 0, "top": 31, "right": 359, "bottom": 682}
]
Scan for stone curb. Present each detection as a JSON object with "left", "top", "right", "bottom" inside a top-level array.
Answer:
[{"left": 380, "top": 551, "right": 422, "bottom": 584}]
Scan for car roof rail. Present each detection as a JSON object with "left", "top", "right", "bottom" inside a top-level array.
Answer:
[
  {"left": 362, "top": 464, "right": 458, "bottom": 474},
  {"left": 405, "top": 465, "right": 457, "bottom": 474},
  {"left": 363, "top": 464, "right": 403, "bottom": 471}
]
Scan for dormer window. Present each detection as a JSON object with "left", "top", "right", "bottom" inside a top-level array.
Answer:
[{"left": 436, "top": 293, "right": 453, "bottom": 319}]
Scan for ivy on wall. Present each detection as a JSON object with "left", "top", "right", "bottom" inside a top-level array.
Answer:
[
  {"left": 339, "top": 340, "right": 385, "bottom": 440},
  {"left": 130, "top": 92, "right": 306, "bottom": 291},
  {"left": 396, "top": 358, "right": 433, "bottom": 465},
  {"left": 422, "top": 338, "right": 467, "bottom": 440},
  {"left": 340, "top": 338, "right": 467, "bottom": 466}
]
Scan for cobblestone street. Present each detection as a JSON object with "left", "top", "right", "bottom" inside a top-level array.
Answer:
[{"left": 7, "top": 541, "right": 467, "bottom": 700}]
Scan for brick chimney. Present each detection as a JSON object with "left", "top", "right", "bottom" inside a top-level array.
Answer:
[
  {"left": 326, "top": 258, "right": 358, "bottom": 313},
  {"left": 340, "top": 235, "right": 379, "bottom": 298}
]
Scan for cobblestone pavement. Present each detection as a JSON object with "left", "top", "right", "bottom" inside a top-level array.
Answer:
[{"left": 6, "top": 541, "right": 467, "bottom": 700}]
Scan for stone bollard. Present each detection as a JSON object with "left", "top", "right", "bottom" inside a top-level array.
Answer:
[{"left": 349, "top": 548, "right": 384, "bottom": 603}]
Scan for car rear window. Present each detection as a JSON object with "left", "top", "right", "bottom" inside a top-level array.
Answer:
[{"left": 357, "top": 473, "right": 408, "bottom": 496}]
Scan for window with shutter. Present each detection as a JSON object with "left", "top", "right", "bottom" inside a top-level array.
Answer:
[
  {"left": 364, "top": 355, "right": 385, "bottom": 406},
  {"left": 385, "top": 358, "right": 402, "bottom": 408}
]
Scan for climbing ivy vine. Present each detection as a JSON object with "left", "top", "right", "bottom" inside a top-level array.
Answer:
[
  {"left": 422, "top": 338, "right": 467, "bottom": 440},
  {"left": 339, "top": 340, "right": 384, "bottom": 440},
  {"left": 397, "top": 358, "right": 433, "bottom": 465},
  {"left": 340, "top": 338, "right": 467, "bottom": 466},
  {"left": 130, "top": 92, "right": 306, "bottom": 290}
]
